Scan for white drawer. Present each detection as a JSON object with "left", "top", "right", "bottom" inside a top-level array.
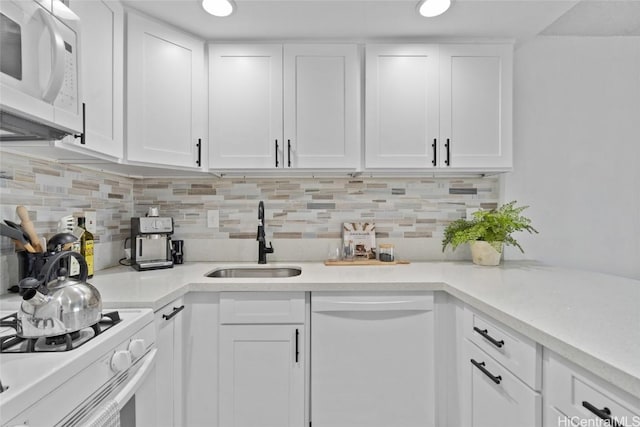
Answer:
[
  {"left": 464, "top": 339, "right": 542, "bottom": 427},
  {"left": 544, "top": 351, "right": 640, "bottom": 427},
  {"left": 463, "top": 306, "right": 541, "bottom": 390},
  {"left": 220, "top": 292, "right": 305, "bottom": 324}
]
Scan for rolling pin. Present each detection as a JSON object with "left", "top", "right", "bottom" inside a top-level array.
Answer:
[{"left": 16, "top": 206, "right": 44, "bottom": 252}]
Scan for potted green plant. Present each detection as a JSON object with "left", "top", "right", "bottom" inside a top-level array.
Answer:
[{"left": 442, "top": 201, "right": 538, "bottom": 266}]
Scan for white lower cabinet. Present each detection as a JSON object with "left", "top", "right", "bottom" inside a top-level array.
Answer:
[
  {"left": 218, "top": 292, "right": 307, "bottom": 427},
  {"left": 183, "top": 292, "right": 220, "bottom": 427},
  {"left": 154, "top": 298, "right": 185, "bottom": 427},
  {"left": 543, "top": 350, "right": 640, "bottom": 427},
  {"left": 463, "top": 340, "right": 541, "bottom": 427},
  {"left": 165, "top": 290, "right": 636, "bottom": 427},
  {"left": 458, "top": 306, "right": 542, "bottom": 427}
]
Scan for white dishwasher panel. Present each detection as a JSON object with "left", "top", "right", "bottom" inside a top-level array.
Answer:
[{"left": 311, "top": 292, "right": 435, "bottom": 427}]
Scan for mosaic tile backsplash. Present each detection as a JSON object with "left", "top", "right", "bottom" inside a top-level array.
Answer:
[
  {"left": 134, "top": 177, "right": 499, "bottom": 241},
  {"left": 0, "top": 151, "right": 134, "bottom": 251},
  {"left": 1, "top": 151, "right": 499, "bottom": 275}
]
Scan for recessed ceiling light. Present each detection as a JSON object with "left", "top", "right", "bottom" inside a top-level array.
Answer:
[
  {"left": 417, "top": 0, "right": 451, "bottom": 18},
  {"left": 202, "top": 0, "right": 236, "bottom": 17}
]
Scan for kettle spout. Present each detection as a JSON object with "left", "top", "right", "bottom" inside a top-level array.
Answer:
[
  {"left": 18, "top": 276, "right": 49, "bottom": 305},
  {"left": 22, "top": 288, "right": 51, "bottom": 306}
]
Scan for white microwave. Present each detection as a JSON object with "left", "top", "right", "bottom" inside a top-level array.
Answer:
[{"left": 0, "top": 0, "right": 82, "bottom": 141}]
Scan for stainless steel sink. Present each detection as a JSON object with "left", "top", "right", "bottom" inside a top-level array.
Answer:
[{"left": 206, "top": 266, "right": 302, "bottom": 278}]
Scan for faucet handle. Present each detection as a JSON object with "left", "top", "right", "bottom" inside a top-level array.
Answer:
[{"left": 265, "top": 242, "right": 274, "bottom": 254}]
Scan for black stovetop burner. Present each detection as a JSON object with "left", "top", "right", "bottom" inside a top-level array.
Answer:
[{"left": 0, "top": 311, "right": 121, "bottom": 353}]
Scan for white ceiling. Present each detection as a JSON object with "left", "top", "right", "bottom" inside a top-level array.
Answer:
[
  {"left": 541, "top": 1, "right": 640, "bottom": 36},
  {"left": 120, "top": 0, "right": 639, "bottom": 41}
]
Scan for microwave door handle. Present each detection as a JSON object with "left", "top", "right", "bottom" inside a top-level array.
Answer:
[{"left": 38, "top": 8, "right": 65, "bottom": 103}]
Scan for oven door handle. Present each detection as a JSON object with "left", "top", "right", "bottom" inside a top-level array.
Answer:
[{"left": 114, "top": 348, "right": 157, "bottom": 408}]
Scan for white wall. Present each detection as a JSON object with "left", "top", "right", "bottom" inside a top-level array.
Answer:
[{"left": 504, "top": 37, "right": 640, "bottom": 280}]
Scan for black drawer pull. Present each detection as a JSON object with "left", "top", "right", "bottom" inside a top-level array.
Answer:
[
  {"left": 444, "top": 138, "right": 451, "bottom": 166},
  {"left": 275, "top": 139, "right": 279, "bottom": 167},
  {"left": 474, "top": 326, "right": 505, "bottom": 348},
  {"left": 287, "top": 139, "right": 292, "bottom": 167},
  {"left": 432, "top": 138, "right": 437, "bottom": 166},
  {"left": 582, "top": 401, "right": 623, "bottom": 427},
  {"left": 295, "top": 328, "right": 300, "bottom": 363},
  {"left": 196, "top": 138, "right": 202, "bottom": 166},
  {"left": 470, "top": 359, "right": 502, "bottom": 384},
  {"left": 74, "top": 102, "right": 86, "bottom": 145},
  {"left": 162, "top": 305, "right": 185, "bottom": 321}
]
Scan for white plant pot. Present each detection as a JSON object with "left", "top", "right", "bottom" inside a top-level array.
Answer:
[{"left": 469, "top": 241, "right": 503, "bottom": 266}]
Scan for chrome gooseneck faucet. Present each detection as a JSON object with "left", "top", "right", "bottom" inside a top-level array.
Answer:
[{"left": 257, "top": 201, "right": 274, "bottom": 264}]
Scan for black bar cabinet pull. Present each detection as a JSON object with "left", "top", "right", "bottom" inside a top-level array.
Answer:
[
  {"left": 275, "top": 140, "right": 279, "bottom": 168},
  {"left": 287, "top": 139, "right": 292, "bottom": 167},
  {"left": 74, "top": 102, "right": 86, "bottom": 145},
  {"left": 470, "top": 359, "right": 502, "bottom": 384},
  {"left": 162, "top": 305, "right": 185, "bottom": 321},
  {"left": 582, "top": 401, "right": 623, "bottom": 427},
  {"left": 444, "top": 138, "right": 451, "bottom": 166},
  {"left": 473, "top": 326, "right": 505, "bottom": 348},
  {"left": 196, "top": 138, "right": 202, "bottom": 166},
  {"left": 295, "top": 328, "right": 300, "bottom": 363},
  {"left": 432, "top": 138, "right": 437, "bottom": 166}
]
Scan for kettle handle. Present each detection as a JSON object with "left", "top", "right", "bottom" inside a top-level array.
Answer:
[{"left": 38, "top": 251, "right": 89, "bottom": 284}]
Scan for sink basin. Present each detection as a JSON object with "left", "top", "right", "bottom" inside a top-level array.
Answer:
[{"left": 206, "top": 266, "right": 302, "bottom": 278}]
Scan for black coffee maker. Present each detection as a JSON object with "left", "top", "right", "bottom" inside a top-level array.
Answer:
[{"left": 171, "top": 240, "right": 184, "bottom": 265}]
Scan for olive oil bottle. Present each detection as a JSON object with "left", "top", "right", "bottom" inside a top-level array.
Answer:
[{"left": 78, "top": 217, "right": 94, "bottom": 278}]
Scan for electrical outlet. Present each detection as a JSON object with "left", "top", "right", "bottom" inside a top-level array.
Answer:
[
  {"left": 207, "top": 210, "right": 219, "bottom": 228},
  {"left": 84, "top": 211, "right": 97, "bottom": 234}
]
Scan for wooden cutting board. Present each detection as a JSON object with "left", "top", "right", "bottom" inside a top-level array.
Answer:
[{"left": 324, "top": 259, "right": 410, "bottom": 266}]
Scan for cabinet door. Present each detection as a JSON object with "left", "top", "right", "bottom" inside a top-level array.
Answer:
[
  {"left": 283, "top": 44, "right": 360, "bottom": 169},
  {"left": 126, "top": 12, "right": 205, "bottom": 169},
  {"left": 219, "top": 325, "right": 304, "bottom": 427},
  {"left": 463, "top": 340, "right": 541, "bottom": 427},
  {"left": 155, "top": 300, "right": 185, "bottom": 427},
  {"left": 66, "top": 0, "right": 123, "bottom": 160},
  {"left": 439, "top": 44, "right": 512, "bottom": 169},
  {"left": 365, "top": 44, "right": 439, "bottom": 169},
  {"left": 543, "top": 351, "right": 640, "bottom": 427},
  {"left": 209, "top": 44, "right": 283, "bottom": 169}
]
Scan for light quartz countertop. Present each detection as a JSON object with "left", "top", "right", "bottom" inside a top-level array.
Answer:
[{"left": 2, "top": 261, "right": 639, "bottom": 398}]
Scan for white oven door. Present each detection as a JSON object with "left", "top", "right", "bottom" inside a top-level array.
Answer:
[
  {"left": 3, "top": 348, "right": 158, "bottom": 427},
  {"left": 74, "top": 348, "right": 158, "bottom": 427}
]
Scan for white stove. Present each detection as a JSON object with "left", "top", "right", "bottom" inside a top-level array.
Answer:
[{"left": 0, "top": 308, "right": 156, "bottom": 427}]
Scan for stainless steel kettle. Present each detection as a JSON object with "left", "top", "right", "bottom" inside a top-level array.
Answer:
[{"left": 17, "top": 251, "right": 102, "bottom": 338}]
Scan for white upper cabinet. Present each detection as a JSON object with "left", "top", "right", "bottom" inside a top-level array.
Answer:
[
  {"left": 209, "top": 44, "right": 360, "bottom": 171},
  {"left": 126, "top": 12, "right": 205, "bottom": 169},
  {"left": 209, "top": 45, "right": 283, "bottom": 169},
  {"left": 283, "top": 44, "right": 360, "bottom": 169},
  {"left": 62, "top": 0, "right": 123, "bottom": 160},
  {"left": 365, "top": 44, "right": 513, "bottom": 171},
  {"left": 365, "top": 44, "right": 440, "bottom": 169},
  {"left": 439, "top": 44, "right": 513, "bottom": 170}
]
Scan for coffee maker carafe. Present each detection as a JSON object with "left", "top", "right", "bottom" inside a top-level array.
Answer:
[{"left": 131, "top": 213, "right": 174, "bottom": 271}]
